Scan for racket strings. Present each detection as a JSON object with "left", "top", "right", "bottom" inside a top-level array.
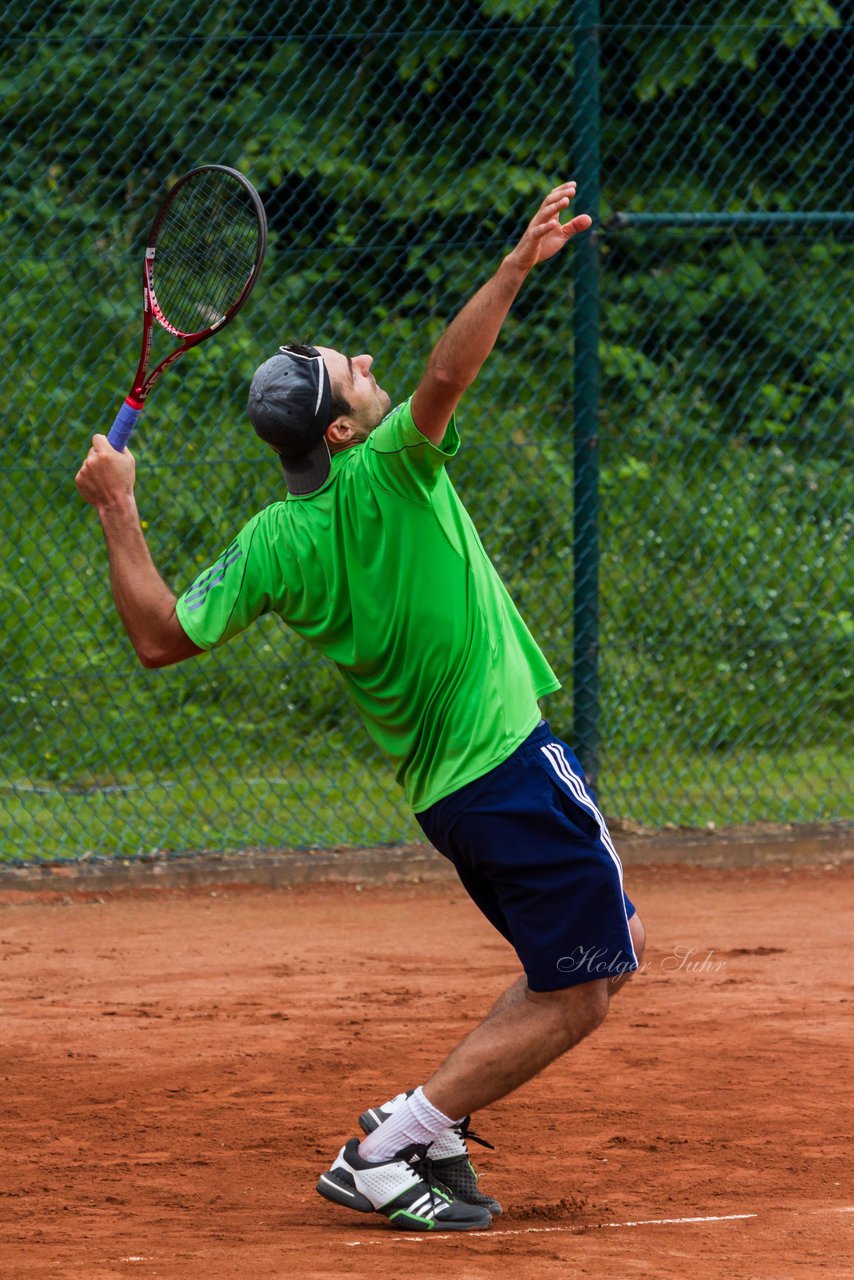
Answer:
[{"left": 151, "top": 170, "right": 262, "bottom": 336}]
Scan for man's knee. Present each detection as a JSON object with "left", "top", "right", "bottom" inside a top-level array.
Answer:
[
  {"left": 528, "top": 978, "right": 610, "bottom": 1049},
  {"left": 566, "top": 980, "right": 610, "bottom": 1043}
]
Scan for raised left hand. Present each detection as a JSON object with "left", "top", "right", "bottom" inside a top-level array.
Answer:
[{"left": 506, "top": 182, "right": 592, "bottom": 272}]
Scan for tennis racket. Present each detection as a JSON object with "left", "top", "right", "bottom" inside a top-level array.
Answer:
[{"left": 107, "top": 164, "right": 267, "bottom": 452}]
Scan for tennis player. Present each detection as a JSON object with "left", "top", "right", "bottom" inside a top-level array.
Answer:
[{"left": 76, "top": 181, "right": 645, "bottom": 1233}]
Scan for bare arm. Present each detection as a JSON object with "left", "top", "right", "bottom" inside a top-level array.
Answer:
[
  {"left": 411, "top": 181, "right": 592, "bottom": 444},
  {"left": 75, "top": 436, "right": 203, "bottom": 668}
]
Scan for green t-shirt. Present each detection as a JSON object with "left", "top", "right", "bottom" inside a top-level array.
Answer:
[{"left": 176, "top": 399, "right": 560, "bottom": 811}]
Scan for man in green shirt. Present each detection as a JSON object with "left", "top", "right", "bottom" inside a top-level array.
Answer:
[{"left": 77, "top": 182, "right": 646, "bottom": 1233}]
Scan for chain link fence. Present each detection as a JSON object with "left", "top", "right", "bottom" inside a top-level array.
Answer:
[{"left": 2, "top": 1, "right": 851, "bottom": 861}]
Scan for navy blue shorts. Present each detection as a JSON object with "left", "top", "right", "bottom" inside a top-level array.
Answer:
[{"left": 416, "top": 721, "right": 638, "bottom": 993}]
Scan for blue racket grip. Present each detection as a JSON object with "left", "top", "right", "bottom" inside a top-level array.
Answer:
[{"left": 108, "top": 400, "right": 143, "bottom": 452}]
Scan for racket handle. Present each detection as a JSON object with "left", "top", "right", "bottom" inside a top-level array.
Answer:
[{"left": 108, "top": 399, "right": 143, "bottom": 452}]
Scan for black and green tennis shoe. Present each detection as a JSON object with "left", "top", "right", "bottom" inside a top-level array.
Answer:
[
  {"left": 359, "top": 1092, "right": 503, "bottom": 1216},
  {"left": 316, "top": 1137, "right": 491, "bottom": 1231}
]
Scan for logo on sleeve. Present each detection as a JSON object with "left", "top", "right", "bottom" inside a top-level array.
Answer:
[{"left": 183, "top": 542, "right": 243, "bottom": 612}]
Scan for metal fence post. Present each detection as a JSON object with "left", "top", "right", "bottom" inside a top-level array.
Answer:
[{"left": 572, "top": 0, "right": 601, "bottom": 784}]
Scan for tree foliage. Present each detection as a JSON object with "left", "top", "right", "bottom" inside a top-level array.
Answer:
[{"left": 1, "top": 0, "right": 851, "bottom": 851}]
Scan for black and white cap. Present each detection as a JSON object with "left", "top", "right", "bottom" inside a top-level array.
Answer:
[{"left": 247, "top": 344, "right": 333, "bottom": 496}]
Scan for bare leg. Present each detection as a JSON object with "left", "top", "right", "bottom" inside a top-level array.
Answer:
[
  {"left": 424, "top": 978, "right": 608, "bottom": 1118},
  {"left": 482, "top": 974, "right": 528, "bottom": 1020},
  {"left": 425, "top": 911, "right": 646, "bottom": 1119}
]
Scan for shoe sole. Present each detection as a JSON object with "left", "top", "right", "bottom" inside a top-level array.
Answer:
[{"left": 316, "top": 1165, "right": 491, "bottom": 1231}]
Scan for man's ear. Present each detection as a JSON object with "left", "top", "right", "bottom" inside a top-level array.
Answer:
[{"left": 325, "top": 417, "right": 355, "bottom": 448}]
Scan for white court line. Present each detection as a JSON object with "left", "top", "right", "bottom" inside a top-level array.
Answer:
[
  {"left": 343, "top": 1211, "right": 758, "bottom": 1245},
  {"left": 602, "top": 1214, "right": 758, "bottom": 1228},
  {"left": 343, "top": 1205, "right": 854, "bottom": 1246}
]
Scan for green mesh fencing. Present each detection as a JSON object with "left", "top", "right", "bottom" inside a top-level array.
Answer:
[{"left": 2, "top": 1, "right": 851, "bottom": 861}]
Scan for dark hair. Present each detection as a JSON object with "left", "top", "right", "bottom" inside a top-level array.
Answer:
[
  {"left": 329, "top": 383, "right": 353, "bottom": 422},
  {"left": 282, "top": 341, "right": 352, "bottom": 423}
]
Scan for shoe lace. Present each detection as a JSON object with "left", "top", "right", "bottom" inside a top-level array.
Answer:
[
  {"left": 454, "top": 1115, "right": 495, "bottom": 1151},
  {"left": 403, "top": 1144, "right": 454, "bottom": 1215}
]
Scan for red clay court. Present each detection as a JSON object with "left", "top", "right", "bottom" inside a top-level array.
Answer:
[{"left": 1, "top": 856, "right": 851, "bottom": 1279}]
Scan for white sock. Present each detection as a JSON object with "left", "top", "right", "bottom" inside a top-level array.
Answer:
[{"left": 357, "top": 1086, "right": 459, "bottom": 1163}]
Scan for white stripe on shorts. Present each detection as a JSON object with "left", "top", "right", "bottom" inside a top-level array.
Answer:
[{"left": 540, "top": 741, "right": 637, "bottom": 965}]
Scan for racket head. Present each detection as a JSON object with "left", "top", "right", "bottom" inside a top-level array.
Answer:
[{"left": 145, "top": 164, "right": 267, "bottom": 342}]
